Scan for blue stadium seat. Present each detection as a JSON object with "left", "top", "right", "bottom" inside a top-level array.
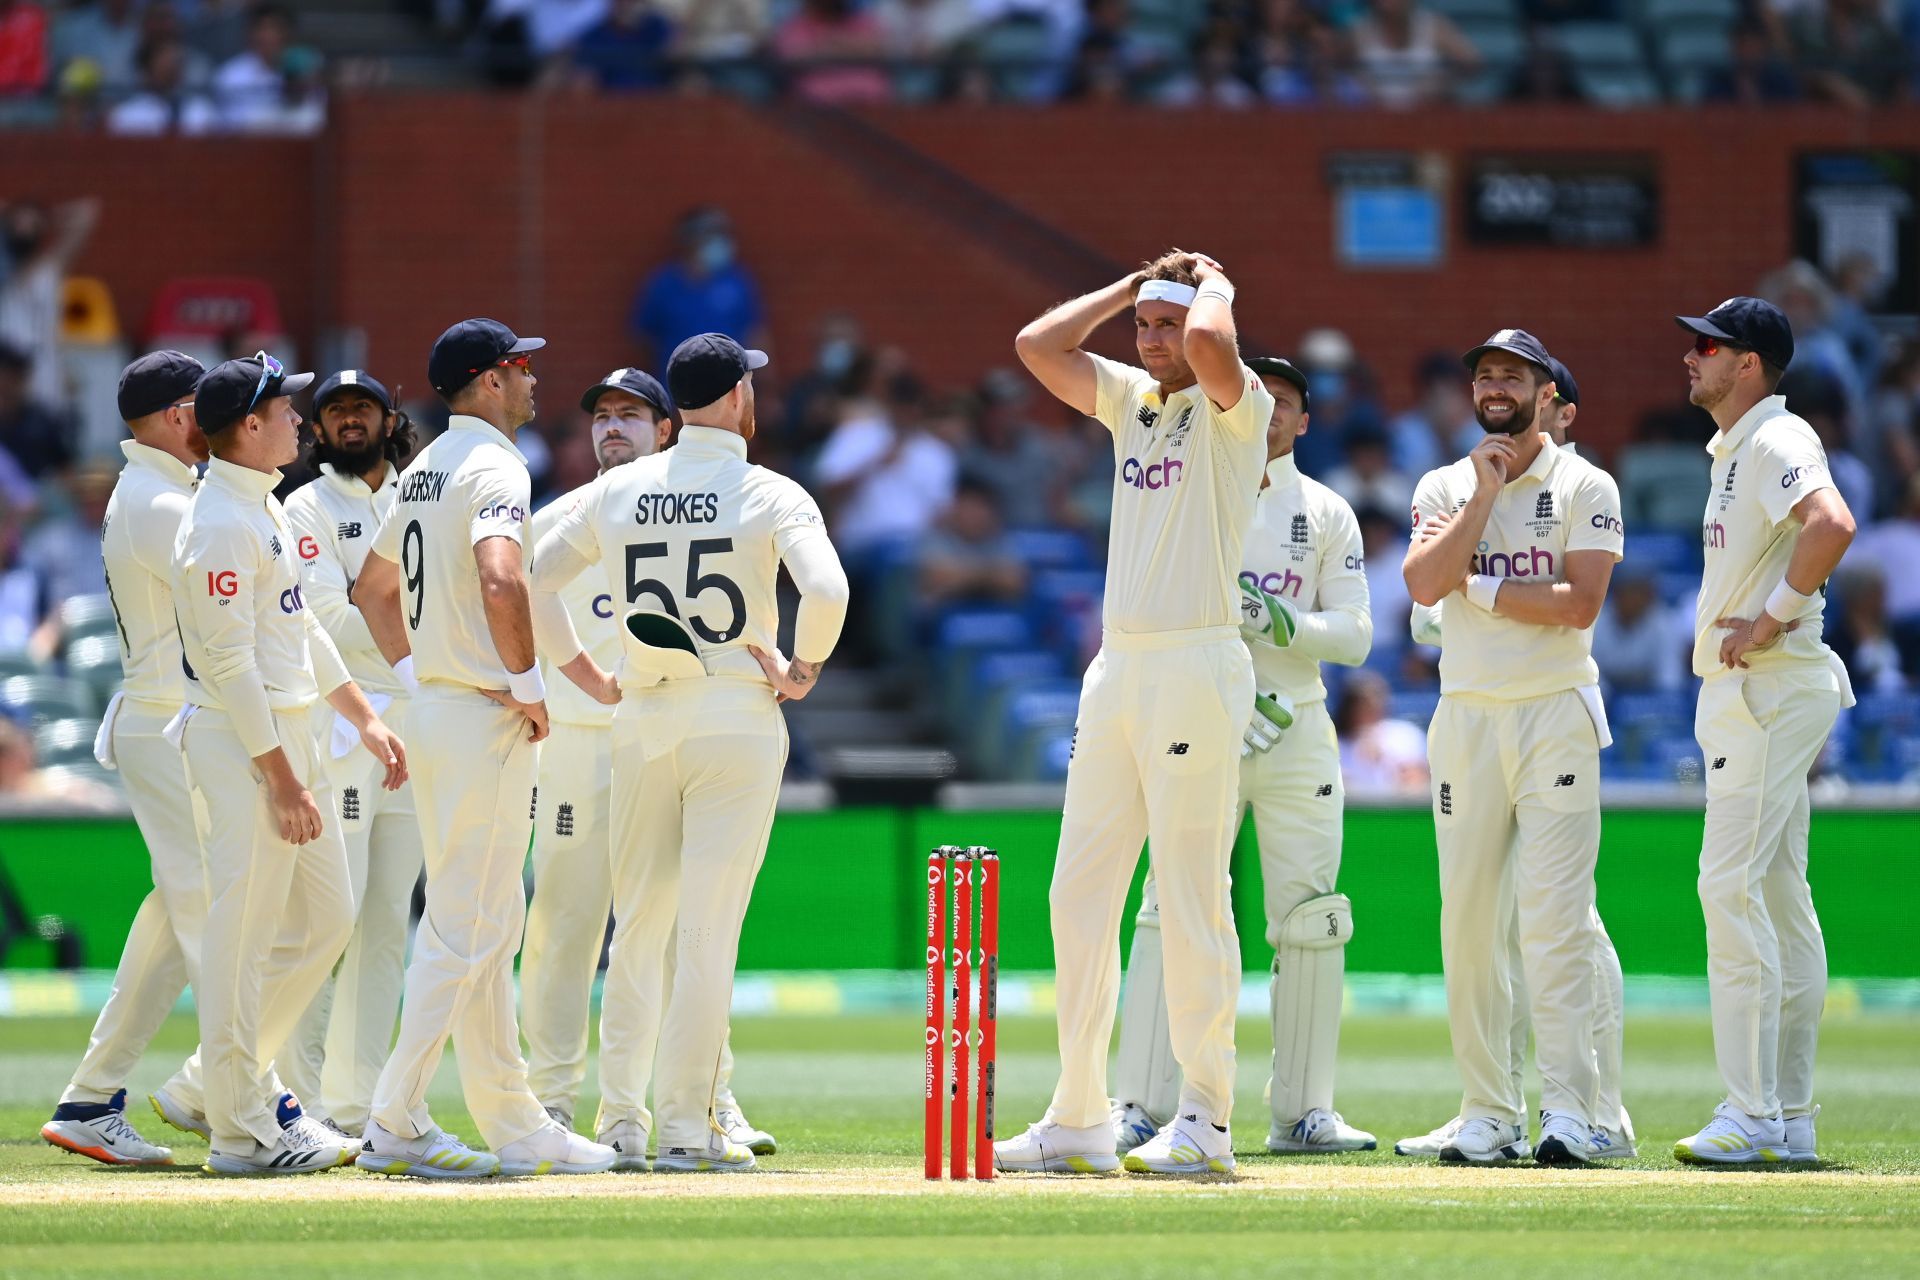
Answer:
[
  {"left": 1622, "top": 531, "right": 1700, "bottom": 576},
  {"left": 1035, "top": 727, "right": 1076, "bottom": 781},
  {"left": 1388, "top": 691, "right": 1440, "bottom": 729},
  {"left": 1000, "top": 680, "right": 1084, "bottom": 781},
  {"left": 964, "top": 651, "right": 1067, "bottom": 760},
  {"left": 1026, "top": 568, "right": 1105, "bottom": 656},
  {"left": 1005, "top": 526, "right": 1092, "bottom": 571},
  {"left": 935, "top": 607, "right": 1032, "bottom": 654}
]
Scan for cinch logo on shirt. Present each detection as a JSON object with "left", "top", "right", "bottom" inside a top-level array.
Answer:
[
  {"left": 1591, "top": 512, "right": 1623, "bottom": 534},
  {"left": 208, "top": 570, "right": 238, "bottom": 598},
  {"left": 279, "top": 584, "right": 306, "bottom": 614},
  {"left": 1470, "top": 543, "right": 1555, "bottom": 578},
  {"left": 477, "top": 503, "right": 524, "bottom": 522},
  {"left": 1703, "top": 519, "right": 1727, "bottom": 549},
  {"left": 1121, "top": 457, "right": 1183, "bottom": 490},
  {"left": 297, "top": 535, "right": 320, "bottom": 560},
  {"left": 1242, "top": 567, "right": 1304, "bottom": 599},
  {"left": 592, "top": 593, "right": 613, "bottom": 620},
  {"left": 1781, "top": 464, "right": 1824, "bottom": 488}
]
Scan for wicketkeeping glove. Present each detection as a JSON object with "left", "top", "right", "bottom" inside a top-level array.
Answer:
[
  {"left": 1239, "top": 578, "right": 1298, "bottom": 649},
  {"left": 1242, "top": 689, "right": 1296, "bottom": 757}
]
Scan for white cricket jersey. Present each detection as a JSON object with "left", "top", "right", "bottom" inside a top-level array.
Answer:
[
  {"left": 101, "top": 441, "right": 197, "bottom": 707},
  {"left": 174, "top": 458, "right": 350, "bottom": 755},
  {"left": 1410, "top": 438, "right": 1624, "bottom": 701},
  {"left": 370, "top": 415, "right": 532, "bottom": 691},
  {"left": 1240, "top": 453, "right": 1371, "bottom": 705},
  {"left": 1089, "top": 353, "right": 1271, "bottom": 634},
  {"left": 532, "top": 489, "right": 618, "bottom": 727},
  {"left": 286, "top": 463, "right": 400, "bottom": 695},
  {"left": 543, "top": 425, "right": 833, "bottom": 688},
  {"left": 1695, "top": 395, "right": 1837, "bottom": 678}
]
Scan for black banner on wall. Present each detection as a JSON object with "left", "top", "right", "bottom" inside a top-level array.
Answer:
[{"left": 1464, "top": 154, "right": 1659, "bottom": 249}]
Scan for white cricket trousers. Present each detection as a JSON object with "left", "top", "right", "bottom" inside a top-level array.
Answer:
[
  {"left": 597, "top": 680, "right": 785, "bottom": 1149},
  {"left": 284, "top": 699, "right": 422, "bottom": 1133},
  {"left": 1430, "top": 688, "right": 1601, "bottom": 1128},
  {"left": 1695, "top": 666, "right": 1840, "bottom": 1120},
  {"left": 184, "top": 704, "right": 354, "bottom": 1148},
  {"left": 61, "top": 700, "right": 208, "bottom": 1104},
  {"left": 369, "top": 685, "right": 548, "bottom": 1151},
  {"left": 1116, "top": 698, "right": 1345, "bottom": 1123},
  {"left": 1049, "top": 626, "right": 1250, "bottom": 1130}
]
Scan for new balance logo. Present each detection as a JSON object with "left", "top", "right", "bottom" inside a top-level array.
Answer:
[
  {"left": 337, "top": 522, "right": 363, "bottom": 540},
  {"left": 268, "top": 535, "right": 283, "bottom": 559},
  {"left": 1315, "top": 783, "right": 1333, "bottom": 797},
  {"left": 1535, "top": 492, "right": 1555, "bottom": 520},
  {"left": 556, "top": 802, "right": 575, "bottom": 837},
  {"left": 1439, "top": 781, "right": 1452, "bottom": 815},
  {"left": 1166, "top": 742, "right": 1189, "bottom": 756},
  {"left": 1711, "top": 757, "right": 1727, "bottom": 770},
  {"left": 1291, "top": 513, "right": 1309, "bottom": 544},
  {"left": 1136, "top": 404, "right": 1159, "bottom": 433},
  {"left": 341, "top": 786, "right": 360, "bottom": 822},
  {"left": 1554, "top": 774, "right": 1576, "bottom": 787},
  {"left": 1724, "top": 462, "right": 1737, "bottom": 492}
]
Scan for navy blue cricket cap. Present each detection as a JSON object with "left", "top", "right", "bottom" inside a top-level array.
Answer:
[
  {"left": 1462, "top": 328, "right": 1555, "bottom": 377},
  {"left": 666, "top": 333, "right": 767, "bottom": 411},
  {"left": 1245, "top": 356, "right": 1310, "bottom": 411},
  {"left": 195, "top": 353, "right": 314, "bottom": 433},
  {"left": 580, "top": 366, "right": 675, "bottom": 420},
  {"left": 117, "top": 349, "right": 205, "bottom": 421},
  {"left": 1546, "top": 356, "right": 1579, "bottom": 407},
  {"left": 1674, "top": 297, "right": 1794, "bottom": 372},
  {"left": 427, "top": 318, "right": 545, "bottom": 399},
  {"left": 312, "top": 369, "right": 394, "bottom": 414}
]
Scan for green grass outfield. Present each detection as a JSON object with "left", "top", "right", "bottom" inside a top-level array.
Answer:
[{"left": 2, "top": 1011, "right": 1918, "bottom": 1278}]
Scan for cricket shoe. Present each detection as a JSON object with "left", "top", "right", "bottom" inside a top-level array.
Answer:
[
  {"left": 276, "top": 1094, "right": 357, "bottom": 1167},
  {"left": 655, "top": 1134, "right": 757, "bottom": 1173},
  {"left": 1589, "top": 1108, "right": 1637, "bottom": 1160},
  {"left": 1267, "top": 1108, "right": 1377, "bottom": 1154},
  {"left": 1534, "top": 1111, "right": 1596, "bottom": 1166},
  {"left": 1110, "top": 1099, "right": 1161, "bottom": 1154},
  {"left": 1674, "top": 1103, "right": 1786, "bottom": 1165},
  {"left": 498, "top": 1119, "right": 618, "bottom": 1176},
  {"left": 206, "top": 1117, "right": 351, "bottom": 1176},
  {"left": 1785, "top": 1105, "right": 1819, "bottom": 1162},
  {"left": 355, "top": 1122, "right": 499, "bottom": 1179},
  {"left": 1122, "top": 1112, "right": 1235, "bottom": 1176},
  {"left": 543, "top": 1105, "right": 573, "bottom": 1130},
  {"left": 42, "top": 1089, "right": 173, "bottom": 1166},
  {"left": 1439, "top": 1117, "right": 1531, "bottom": 1164},
  {"left": 598, "top": 1120, "right": 651, "bottom": 1172},
  {"left": 1394, "top": 1115, "right": 1463, "bottom": 1158},
  {"left": 148, "top": 1084, "right": 210, "bottom": 1139},
  {"left": 715, "top": 1104, "right": 776, "bottom": 1156},
  {"left": 993, "top": 1119, "right": 1119, "bottom": 1174}
]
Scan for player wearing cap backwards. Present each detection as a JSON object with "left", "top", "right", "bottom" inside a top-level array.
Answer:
[
  {"left": 1109, "top": 356, "right": 1375, "bottom": 1157},
  {"left": 278, "top": 370, "right": 424, "bottom": 1140},
  {"left": 530, "top": 334, "right": 849, "bottom": 1173},
  {"left": 171, "top": 352, "right": 407, "bottom": 1175},
  {"left": 40, "top": 352, "right": 208, "bottom": 1167},
  {"left": 1402, "top": 329, "right": 1624, "bottom": 1167},
  {"left": 350, "top": 320, "right": 617, "bottom": 1178},
  {"left": 1671, "top": 298, "right": 1854, "bottom": 1166},
  {"left": 1396, "top": 351, "right": 1636, "bottom": 1162},
  {"left": 991, "top": 251, "right": 1270, "bottom": 1176}
]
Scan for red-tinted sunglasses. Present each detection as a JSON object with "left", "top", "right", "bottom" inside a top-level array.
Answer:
[
  {"left": 468, "top": 353, "right": 534, "bottom": 375},
  {"left": 1692, "top": 334, "right": 1743, "bottom": 358}
]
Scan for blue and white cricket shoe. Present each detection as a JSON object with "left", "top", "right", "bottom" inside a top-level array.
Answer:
[
  {"left": 1110, "top": 1099, "right": 1160, "bottom": 1154},
  {"left": 1439, "top": 1117, "right": 1531, "bottom": 1164},
  {"left": 1266, "top": 1107, "right": 1377, "bottom": 1153},
  {"left": 42, "top": 1089, "right": 173, "bottom": 1166}
]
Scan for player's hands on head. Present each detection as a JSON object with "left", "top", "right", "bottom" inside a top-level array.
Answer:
[
  {"left": 1469, "top": 435, "right": 1517, "bottom": 492},
  {"left": 268, "top": 777, "right": 324, "bottom": 846},
  {"left": 481, "top": 690, "right": 551, "bottom": 742},
  {"left": 1188, "top": 251, "right": 1225, "bottom": 282},
  {"left": 748, "top": 644, "right": 821, "bottom": 703},
  {"left": 358, "top": 718, "right": 408, "bottom": 791}
]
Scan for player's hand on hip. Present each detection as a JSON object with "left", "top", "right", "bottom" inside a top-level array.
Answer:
[
  {"left": 1715, "top": 613, "right": 1798, "bottom": 669},
  {"left": 268, "top": 777, "right": 324, "bottom": 845},
  {"left": 480, "top": 690, "right": 552, "bottom": 741},
  {"left": 1238, "top": 578, "right": 1298, "bottom": 648},
  {"left": 1242, "top": 690, "right": 1295, "bottom": 757},
  {"left": 358, "top": 717, "right": 408, "bottom": 790},
  {"left": 748, "top": 644, "right": 822, "bottom": 703},
  {"left": 1468, "top": 436, "right": 1516, "bottom": 493}
]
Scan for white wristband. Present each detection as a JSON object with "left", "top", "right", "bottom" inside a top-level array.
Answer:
[
  {"left": 392, "top": 655, "right": 420, "bottom": 694},
  {"left": 1466, "top": 574, "right": 1502, "bottom": 613},
  {"left": 1194, "top": 280, "right": 1235, "bottom": 306},
  {"left": 1764, "top": 580, "right": 1817, "bottom": 622},
  {"left": 506, "top": 664, "right": 546, "bottom": 704}
]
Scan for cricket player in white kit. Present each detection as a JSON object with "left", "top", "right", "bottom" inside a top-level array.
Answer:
[
  {"left": 991, "top": 251, "right": 1270, "bottom": 1176},
  {"left": 1396, "top": 353, "right": 1636, "bottom": 1161},
  {"left": 282, "top": 370, "right": 424, "bottom": 1138},
  {"left": 40, "top": 353, "right": 208, "bottom": 1167},
  {"left": 354, "top": 319, "right": 616, "bottom": 1178},
  {"left": 1403, "top": 329, "right": 1623, "bottom": 1167},
  {"left": 1110, "top": 356, "right": 1377, "bottom": 1156},
  {"left": 530, "top": 333, "right": 849, "bottom": 1172},
  {"left": 172, "top": 353, "right": 407, "bottom": 1175},
  {"left": 1670, "top": 298, "right": 1855, "bottom": 1165}
]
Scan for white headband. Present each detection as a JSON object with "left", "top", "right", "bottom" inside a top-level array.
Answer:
[{"left": 1136, "top": 279, "right": 1198, "bottom": 307}]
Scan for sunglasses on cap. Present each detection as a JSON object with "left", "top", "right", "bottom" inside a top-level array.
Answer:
[
  {"left": 248, "top": 349, "right": 285, "bottom": 411},
  {"left": 1692, "top": 334, "right": 1745, "bottom": 359}
]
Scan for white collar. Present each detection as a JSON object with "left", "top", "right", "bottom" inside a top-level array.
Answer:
[
  {"left": 120, "top": 439, "right": 198, "bottom": 490},
  {"left": 675, "top": 424, "right": 748, "bottom": 459},
  {"left": 1705, "top": 394, "right": 1786, "bottom": 457},
  {"left": 448, "top": 414, "right": 528, "bottom": 463},
  {"left": 205, "top": 455, "right": 281, "bottom": 499},
  {"left": 1263, "top": 452, "right": 1301, "bottom": 489}
]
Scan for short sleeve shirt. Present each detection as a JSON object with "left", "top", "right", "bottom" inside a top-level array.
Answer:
[{"left": 532, "top": 487, "right": 620, "bottom": 727}]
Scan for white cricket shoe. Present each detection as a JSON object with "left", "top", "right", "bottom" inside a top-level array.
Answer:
[
  {"left": 543, "top": 1105, "right": 573, "bottom": 1130},
  {"left": 715, "top": 1104, "right": 776, "bottom": 1156},
  {"left": 1784, "top": 1105, "right": 1819, "bottom": 1162},
  {"left": 1590, "top": 1108, "right": 1637, "bottom": 1160},
  {"left": 148, "top": 1085, "right": 210, "bottom": 1139},
  {"left": 1122, "top": 1111, "right": 1235, "bottom": 1176},
  {"left": 1394, "top": 1115, "right": 1463, "bottom": 1158},
  {"left": 598, "top": 1120, "right": 651, "bottom": 1172},
  {"left": 355, "top": 1122, "right": 499, "bottom": 1179},
  {"left": 1110, "top": 1099, "right": 1161, "bottom": 1154},
  {"left": 1267, "top": 1107, "right": 1378, "bottom": 1153},
  {"left": 1674, "top": 1103, "right": 1786, "bottom": 1165},
  {"left": 994, "top": 1119, "right": 1119, "bottom": 1174},
  {"left": 42, "top": 1089, "right": 173, "bottom": 1166},
  {"left": 655, "top": 1134, "right": 757, "bottom": 1173},
  {"left": 498, "top": 1119, "right": 618, "bottom": 1176},
  {"left": 206, "top": 1124, "right": 347, "bottom": 1176},
  {"left": 1535, "top": 1111, "right": 1596, "bottom": 1166},
  {"left": 1439, "top": 1117, "right": 1531, "bottom": 1164}
]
